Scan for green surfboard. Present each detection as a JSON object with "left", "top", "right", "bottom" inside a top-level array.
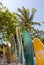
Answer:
[{"left": 23, "top": 30, "right": 34, "bottom": 65}]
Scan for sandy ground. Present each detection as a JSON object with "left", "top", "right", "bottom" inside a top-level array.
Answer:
[
  {"left": 0, "top": 54, "right": 37, "bottom": 65},
  {"left": 0, "top": 57, "right": 23, "bottom": 65},
  {"left": 0, "top": 58, "right": 37, "bottom": 65}
]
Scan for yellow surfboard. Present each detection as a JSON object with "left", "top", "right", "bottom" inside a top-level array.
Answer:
[{"left": 33, "top": 38, "right": 44, "bottom": 65}]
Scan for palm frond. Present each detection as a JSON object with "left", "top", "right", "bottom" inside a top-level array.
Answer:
[
  {"left": 15, "top": 13, "right": 24, "bottom": 21},
  {"left": 17, "top": 8, "right": 24, "bottom": 16},
  {"left": 29, "top": 22, "right": 41, "bottom": 26},
  {"left": 22, "top": 7, "right": 30, "bottom": 21},
  {"left": 29, "top": 8, "right": 37, "bottom": 21}
]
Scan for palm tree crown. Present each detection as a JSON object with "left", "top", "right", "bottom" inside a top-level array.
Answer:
[{"left": 16, "top": 7, "right": 40, "bottom": 32}]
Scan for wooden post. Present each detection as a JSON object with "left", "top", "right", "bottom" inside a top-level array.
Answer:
[{"left": 10, "top": 34, "right": 17, "bottom": 62}]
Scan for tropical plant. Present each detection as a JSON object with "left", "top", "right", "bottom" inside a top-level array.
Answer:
[
  {"left": 0, "top": 2, "right": 18, "bottom": 60},
  {"left": 15, "top": 7, "right": 41, "bottom": 32},
  {"left": 0, "top": 2, "right": 18, "bottom": 39}
]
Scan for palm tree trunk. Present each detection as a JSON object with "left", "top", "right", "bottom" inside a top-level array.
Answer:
[
  {"left": 3, "top": 45, "right": 7, "bottom": 63},
  {"left": 6, "top": 43, "right": 10, "bottom": 63}
]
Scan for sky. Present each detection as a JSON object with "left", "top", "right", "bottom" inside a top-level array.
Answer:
[{"left": 0, "top": 0, "right": 44, "bottom": 30}]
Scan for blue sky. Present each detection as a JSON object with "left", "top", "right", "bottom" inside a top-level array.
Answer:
[{"left": 0, "top": 0, "right": 44, "bottom": 30}]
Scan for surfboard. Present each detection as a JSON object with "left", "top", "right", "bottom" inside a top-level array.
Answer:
[
  {"left": 16, "top": 27, "right": 23, "bottom": 64},
  {"left": 33, "top": 38, "right": 44, "bottom": 65},
  {"left": 23, "top": 30, "right": 34, "bottom": 65},
  {"left": 10, "top": 34, "right": 17, "bottom": 62}
]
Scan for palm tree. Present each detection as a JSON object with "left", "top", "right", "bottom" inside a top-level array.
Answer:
[
  {"left": 15, "top": 7, "right": 41, "bottom": 65},
  {"left": 15, "top": 7, "right": 41, "bottom": 32}
]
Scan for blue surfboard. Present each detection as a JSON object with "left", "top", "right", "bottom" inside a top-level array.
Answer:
[
  {"left": 23, "top": 30, "right": 34, "bottom": 65},
  {"left": 16, "top": 27, "right": 23, "bottom": 64}
]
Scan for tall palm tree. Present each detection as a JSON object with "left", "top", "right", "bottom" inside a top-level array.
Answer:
[
  {"left": 15, "top": 7, "right": 41, "bottom": 65},
  {"left": 15, "top": 7, "right": 40, "bottom": 32}
]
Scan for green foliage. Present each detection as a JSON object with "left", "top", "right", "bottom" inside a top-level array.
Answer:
[
  {"left": 15, "top": 7, "right": 44, "bottom": 42},
  {"left": 0, "top": 2, "right": 18, "bottom": 40},
  {"left": 15, "top": 7, "right": 41, "bottom": 32},
  {"left": 0, "top": 47, "right": 3, "bottom": 52},
  {"left": 0, "top": 2, "right": 43, "bottom": 42}
]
